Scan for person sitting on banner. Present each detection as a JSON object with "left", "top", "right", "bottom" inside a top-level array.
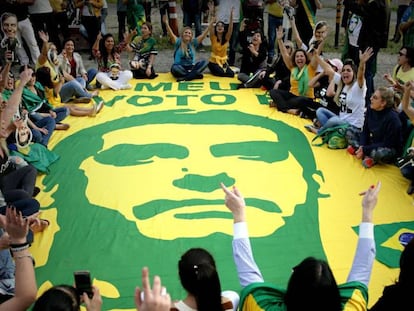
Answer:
[
  {"left": 207, "top": 4, "right": 235, "bottom": 78},
  {"left": 304, "top": 47, "right": 373, "bottom": 150},
  {"left": 236, "top": 21, "right": 267, "bottom": 88},
  {"left": 221, "top": 181, "right": 380, "bottom": 311},
  {"left": 347, "top": 87, "right": 402, "bottom": 169},
  {"left": 163, "top": 14, "right": 211, "bottom": 82},
  {"left": 398, "top": 80, "right": 414, "bottom": 194},
  {"left": 172, "top": 247, "right": 239, "bottom": 311},
  {"left": 126, "top": 22, "right": 158, "bottom": 79},
  {"left": 93, "top": 32, "right": 133, "bottom": 90},
  {"left": 268, "top": 26, "right": 318, "bottom": 115},
  {"left": 369, "top": 235, "right": 414, "bottom": 310}
]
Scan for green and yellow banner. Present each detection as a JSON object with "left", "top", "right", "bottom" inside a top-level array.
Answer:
[{"left": 32, "top": 74, "right": 414, "bottom": 310}]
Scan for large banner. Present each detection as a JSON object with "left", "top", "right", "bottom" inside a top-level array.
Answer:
[{"left": 32, "top": 74, "right": 414, "bottom": 310}]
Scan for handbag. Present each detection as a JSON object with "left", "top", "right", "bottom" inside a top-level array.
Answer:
[{"left": 311, "top": 124, "right": 349, "bottom": 149}]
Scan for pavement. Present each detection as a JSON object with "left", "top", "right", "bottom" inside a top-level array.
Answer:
[{"left": 80, "top": 1, "right": 399, "bottom": 87}]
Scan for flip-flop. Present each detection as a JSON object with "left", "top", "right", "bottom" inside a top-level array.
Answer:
[{"left": 30, "top": 219, "right": 50, "bottom": 233}]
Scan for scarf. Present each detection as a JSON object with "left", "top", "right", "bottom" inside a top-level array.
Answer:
[{"left": 292, "top": 65, "right": 309, "bottom": 96}]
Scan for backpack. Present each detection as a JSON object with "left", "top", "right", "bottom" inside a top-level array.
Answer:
[{"left": 311, "top": 124, "right": 349, "bottom": 149}]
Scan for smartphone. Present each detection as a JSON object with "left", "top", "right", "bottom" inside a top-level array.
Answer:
[{"left": 74, "top": 270, "right": 93, "bottom": 298}]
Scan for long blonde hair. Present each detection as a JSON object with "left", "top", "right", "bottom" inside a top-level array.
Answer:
[{"left": 180, "top": 26, "right": 193, "bottom": 58}]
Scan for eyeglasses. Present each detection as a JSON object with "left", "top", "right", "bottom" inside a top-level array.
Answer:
[{"left": 399, "top": 52, "right": 406, "bottom": 56}]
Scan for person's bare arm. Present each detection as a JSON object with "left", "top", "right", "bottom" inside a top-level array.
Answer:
[
  {"left": 290, "top": 16, "right": 303, "bottom": 49},
  {"left": 0, "top": 208, "right": 37, "bottom": 311},
  {"left": 357, "top": 47, "right": 373, "bottom": 88},
  {"left": 225, "top": 7, "right": 235, "bottom": 42},
  {"left": 402, "top": 81, "right": 414, "bottom": 120},
  {"left": 37, "top": 30, "right": 50, "bottom": 66},
  {"left": 276, "top": 26, "right": 293, "bottom": 69},
  {"left": 0, "top": 62, "right": 11, "bottom": 92},
  {"left": 163, "top": 14, "right": 177, "bottom": 44},
  {"left": 0, "top": 67, "right": 31, "bottom": 138}
]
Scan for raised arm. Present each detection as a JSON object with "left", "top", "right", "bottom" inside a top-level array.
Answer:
[
  {"left": 357, "top": 47, "right": 373, "bottom": 88},
  {"left": 346, "top": 182, "right": 381, "bottom": 286},
  {"left": 134, "top": 267, "right": 171, "bottom": 311},
  {"left": 402, "top": 81, "right": 414, "bottom": 120},
  {"left": 276, "top": 26, "right": 293, "bottom": 69},
  {"left": 290, "top": 16, "right": 304, "bottom": 49},
  {"left": 0, "top": 66, "right": 31, "bottom": 138},
  {"left": 225, "top": 7, "right": 235, "bottom": 42},
  {"left": 0, "top": 62, "right": 11, "bottom": 92},
  {"left": 37, "top": 30, "right": 50, "bottom": 66},
  {"left": 197, "top": 18, "right": 213, "bottom": 44},
  {"left": 0, "top": 207, "right": 37, "bottom": 311},
  {"left": 163, "top": 14, "right": 177, "bottom": 44},
  {"left": 221, "top": 183, "right": 264, "bottom": 288}
]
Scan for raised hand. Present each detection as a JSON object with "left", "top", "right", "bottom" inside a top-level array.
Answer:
[
  {"left": 135, "top": 267, "right": 171, "bottom": 311},
  {"left": 220, "top": 182, "right": 246, "bottom": 223}
]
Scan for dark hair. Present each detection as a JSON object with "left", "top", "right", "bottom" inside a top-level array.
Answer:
[
  {"left": 32, "top": 285, "right": 80, "bottom": 311},
  {"left": 401, "top": 46, "right": 414, "bottom": 67},
  {"left": 19, "top": 64, "right": 34, "bottom": 73},
  {"left": 285, "top": 257, "right": 342, "bottom": 311},
  {"left": 398, "top": 237, "right": 414, "bottom": 286},
  {"left": 214, "top": 21, "right": 228, "bottom": 45},
  {"left": 178, "top": 248, "right": 223, "bottom": 311},
  {"left": 99, "top": 33, "right": 115, "bottom": 70},
  {"left": 342, "top": 58, "right": 357, "bottom": 75},
  {"left": 63, "top": 38, "right": 75, "bottom": 48},
  {"left": 35, "top": 66, "right": 54, "bottom": 88},
  {"left": 291, "top": 48, "right": 309, "bottom": 66}
]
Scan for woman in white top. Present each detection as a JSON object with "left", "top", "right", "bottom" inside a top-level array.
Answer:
[{"left": 307, "top": 47, "right": 373, "bottom": 147}]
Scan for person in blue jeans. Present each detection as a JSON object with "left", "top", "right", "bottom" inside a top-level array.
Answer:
[
  {"left": 163, "top": 14, "right": 211, "bottom": 82},
  {"left": 19, "top": 66, "right": 70, "bottom": 145},
  {"left": 266, "top": 0, "right": 284, "bottom": 63}
]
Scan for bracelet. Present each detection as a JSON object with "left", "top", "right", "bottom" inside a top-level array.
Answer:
[
  {"left": 10, "top": 242, "right": 28, "bottom": 248},
  {"left": 11, "top": 244, "right": 30, "bottom": 252},
  {"left": 14, "top": 254, "right": 35, "bottom": 266}
]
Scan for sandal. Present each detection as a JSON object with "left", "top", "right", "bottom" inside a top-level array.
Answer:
[{"left": 30, "top": 219, "right": 50, "bottom": 233}]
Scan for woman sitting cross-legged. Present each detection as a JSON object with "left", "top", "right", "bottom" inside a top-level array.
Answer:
[
  {"left": 93, "top": 32, "right": 133, "bottom": 90},
  {"left": 305, "top": 48, "right": 374, "bottom": 149},
  {"left": 347, "top": 87, "right": 403, "bottom": 168},
  {"left": 163, "top": 14, "right": 211, "bottom": 82},
  {"left": 268, "top": 26, "right": 318, "bottom": 115},
  {"left": 126, "top": 22, "right": 158, "bottom": 79}
]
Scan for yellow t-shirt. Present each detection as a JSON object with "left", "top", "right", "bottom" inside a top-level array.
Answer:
[
  {"left": 267, "top": 2, "right": 283, "bottom": 18},
  {"left": 209, "top": 34, "right": 229, "bottom": 67},
  {"left": 290, "top": 64, "right": 316, "bottom": 98}
]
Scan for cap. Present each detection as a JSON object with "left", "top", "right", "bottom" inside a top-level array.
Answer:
[{"left": 327, "top": 58, "right": 343, "bottom": 72}]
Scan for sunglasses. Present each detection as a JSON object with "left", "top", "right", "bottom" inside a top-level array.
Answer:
[
  {"left": 399, "top": 52, "right": 406, "bottom": 56},
  {"left": 285, "top": 45, "right": 292, "bottom": 49}
]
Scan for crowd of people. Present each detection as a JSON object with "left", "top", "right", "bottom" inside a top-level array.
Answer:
[{"left": 0, "top": 0, "right": 413, "bottom": 310}]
